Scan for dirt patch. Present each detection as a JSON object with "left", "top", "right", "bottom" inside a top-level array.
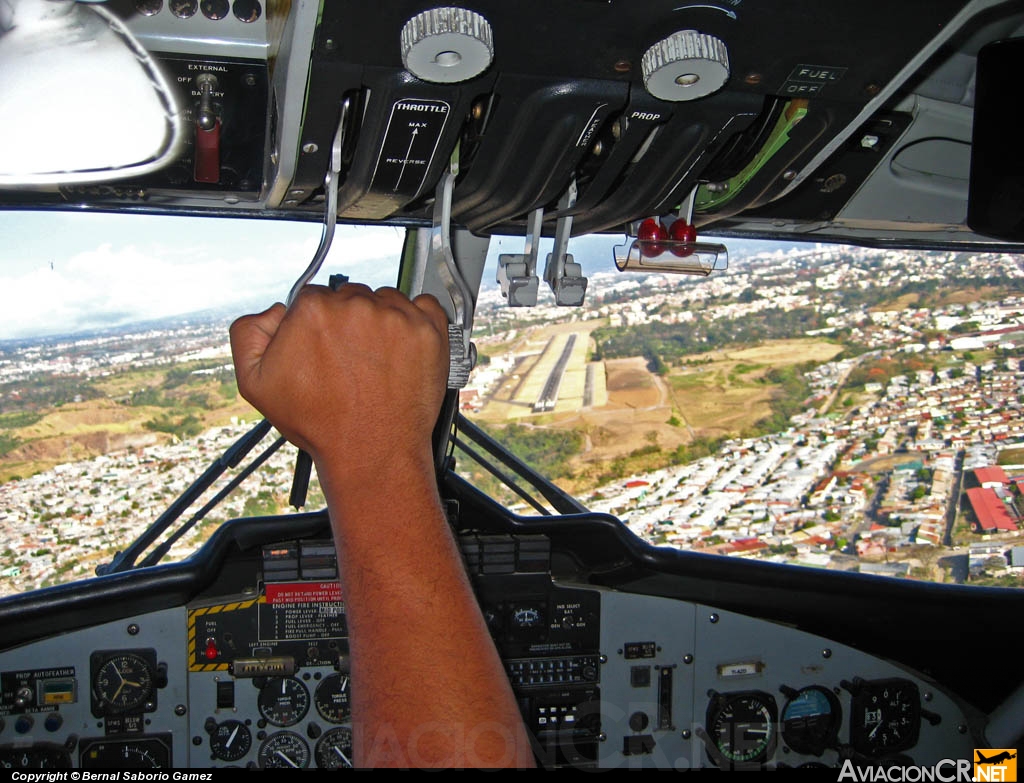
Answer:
[
  {"left": 853, "top": 453, "right": 925, "bottom": 474},
  {"left": 605, "top": 358, "right": 660, "bottom": 408}
]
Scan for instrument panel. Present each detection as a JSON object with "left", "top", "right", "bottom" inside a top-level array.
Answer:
[{"left": 0, "top": 532, "right": 978, "bottom": 770}]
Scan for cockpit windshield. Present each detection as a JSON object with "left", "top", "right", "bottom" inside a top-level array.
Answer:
[{"left": 2, "top": 213, "right": 1021, "bottom": 597}]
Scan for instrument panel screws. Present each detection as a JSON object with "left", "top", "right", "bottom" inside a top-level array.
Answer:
[
  {"left": 683, "top": 654, "right": 693, "bottom": 664},
  {"left": 614, "top": 59, "right": 632, "bottom": 73},
  {"left": 175, "top": 705, "right": 187, "bottom": 716},
  {"left": 923, "top": 691, "right": 933, "bottom": 702},
  {"left": 244, "top": 73, "right": 256, "bottom": 86},
  {"left": 324, "top": 38, "right": 336, "bottom": 52},
  {"left": 782, "top": 169, "right": 797, "bottom": 181},
  {"left": 744, "top": 73, "right": 762, "bottom": 85},
  {"left": 957, "top": 724, "right": 967, "bottom": 734},
  {"left": 192, "top": 736, "right": 202, "bottom": 746},
  {"left": 864, "top": 83, "right": 880, "bottom": 96},
  {"left": 302, "top": 143, "right": 319, "bottom": 154},
  {"left": 127, "top": 623, "right": 140, "bottom": 635},
  {"left": 681, "top": 729, "right": 691, "bottom": 739},
  {"left": 600, "top": 655, "right": 608, "bottom": 664},
  {"left": 709, "top": 613, "right": 719, "bottom": 624},
  {"left": 822, "top": 648, "right": 832, "bottom": 659},
  {"left": 598, "top": 732, "right": 607, "bottom": 742}
]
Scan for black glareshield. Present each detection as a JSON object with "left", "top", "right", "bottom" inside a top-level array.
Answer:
[{"left": 968, "top": 37, "right": 1024, "bottom": 241}]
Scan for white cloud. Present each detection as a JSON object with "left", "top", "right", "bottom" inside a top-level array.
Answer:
[{"left": 0, "top": 218, "right": 405, "bottom": 339}]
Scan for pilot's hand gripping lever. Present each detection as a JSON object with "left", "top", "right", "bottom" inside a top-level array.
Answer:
[{"left": 285, "top": 101, "right": 474, "bottom": 390}]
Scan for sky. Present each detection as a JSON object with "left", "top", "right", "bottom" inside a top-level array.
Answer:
[
  {"left": 0, "top": 211, "right": 404, "bottom": 340},
  {"left": 0, "top": 210, "right": 627, "bottom": 341}
]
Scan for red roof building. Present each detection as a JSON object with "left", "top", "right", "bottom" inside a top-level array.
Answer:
[
  {"left": 973, "top": 466, "right": 1009, "bottom": 488},
  {"left": 965, "top": 487, "right": 1018, "bottom": 533}
]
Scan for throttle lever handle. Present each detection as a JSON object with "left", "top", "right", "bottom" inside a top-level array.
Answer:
[{"left": 326, "top": 274, "right": 471, "bottom": 390}]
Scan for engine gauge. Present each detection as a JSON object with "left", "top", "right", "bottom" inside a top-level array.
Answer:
[
  {"left": 209, "top": 719, "right": 252, "bottom": 762},
  {"left": 315, "top": 673, "right": 352, "bottom": 724},
  {"left": 706, "top": 690, "right": 777, "bottom": 766},
  {"left": 315, "top": 727, "right": 355, "bottom": 769},
  {"left": 0, "top": 743, "right": 72, "bottom": 768},
  {"left": 781, "top": 685, "right": 841, "bottom": 756},
  {"left": 79, "top": 735, "right": 172, "bottom": 768},
  {"left": 258, "top": 732, "right": 310, "bottom": 769},
  {"left": 258, "top": 677, "right": 310, "bottom": 727},
  {"left": 849, "top": 678, "right": 920, "bottom": 757},
  {"left": 511, "top": 606, "right": 543, "bottom": 628},
  {"left": 91, "top": 651, "right": 155, "bottom": 715}
]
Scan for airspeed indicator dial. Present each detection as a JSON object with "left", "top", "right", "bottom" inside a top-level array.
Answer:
[{"left": 706, "top": 690, "right": 777, "bottom": 766}]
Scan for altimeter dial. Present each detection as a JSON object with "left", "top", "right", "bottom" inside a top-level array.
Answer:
[{"left": 848, "top": 678, "right": 920, "bottom": 756}]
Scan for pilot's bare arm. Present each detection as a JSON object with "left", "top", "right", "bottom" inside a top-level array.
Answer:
[{"left": 229, "top": 285, "right": 535, "bottom": 768}]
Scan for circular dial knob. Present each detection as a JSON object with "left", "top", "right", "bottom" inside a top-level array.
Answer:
[
  {"left": 642, "top": 30, "right": 729, "bottom": 101},
  {"left": 400, "top": 7, "right": 494, "bottom": 84}
]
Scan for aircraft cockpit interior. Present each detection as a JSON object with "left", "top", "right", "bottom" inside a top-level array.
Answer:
[{"left": 0, "top": 0, "right": 1023, "bottom": 770}]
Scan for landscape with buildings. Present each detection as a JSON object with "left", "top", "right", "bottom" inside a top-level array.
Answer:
[{"left": 1, "top": 242, "right": 1023, "bottom": 597}]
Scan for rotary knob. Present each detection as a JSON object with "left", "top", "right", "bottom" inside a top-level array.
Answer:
[
  {"left": 400, "top": 7, "right": 494, "bottom": 84},
  {"left": 641, "top": 30, "right": 729, "bottom": 101}
]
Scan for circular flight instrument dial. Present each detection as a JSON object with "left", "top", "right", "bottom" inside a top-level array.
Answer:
[
  {"left": 315, "top": 727, "right": 355, "bottom": 769},
  {"left": 706, "top": 690, "right": 777, "bottom": 766},
  {"left": 258, "top": 732, "right": 310, "bottom": 769},
  {"left": 257, "top": 677, "right": 310, "bottom": 727},
  {"left": 781, "top": 685, "right": 841, "bottom": 756},
  {"left": 209, "top": 719, "right": 252, "bottom": 762},
  {"left": 92, "top": 653, "right": 155, "bottom": 714},
  {"left": 315, "top": 673, "right": 352, "bottom": 724},
  {"left": 849, "top": 678, "right": 921, "bottom": 756}
]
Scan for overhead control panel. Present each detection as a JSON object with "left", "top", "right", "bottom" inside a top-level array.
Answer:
[{"left": 2, "top": 0, "right": 993, "bottom": 243}]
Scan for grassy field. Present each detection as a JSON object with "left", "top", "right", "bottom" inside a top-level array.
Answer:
[
  {"left": 998, "top": 447, "right": 1024, "bottom": 467},
  {"left": 0, "top": 362, "right": 258, "bottom": 482},
  {"left": 467, "top": 337, "right": 845, "bottom": 494},
  {"left": 5, "top": 336, "right": 844, "bottom": 490},
  {"left": 665, "top": 340, "right": 844, "bottom": 437}
]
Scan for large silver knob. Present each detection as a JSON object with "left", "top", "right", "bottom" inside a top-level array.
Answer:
[
  {"left": 400, "top": 7, "right": 494, "bottom": 84},
  {"left": 641, "top": 30, "right": 729, "bottom": 101}
]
